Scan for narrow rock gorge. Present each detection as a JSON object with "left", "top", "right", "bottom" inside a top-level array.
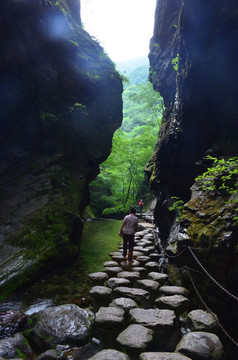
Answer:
[
  {"left": 0, "top": 0, "right": 123, "bottom": 297},
  {"left": 147, "top": 0, "right": 238, "bottom": 357}
]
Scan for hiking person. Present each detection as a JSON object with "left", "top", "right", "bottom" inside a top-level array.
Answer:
[
  {"left": 119, "top": 207, "right": 138, "bottom": 263},
  {"left": 138, "top": 199, "right": 144, "bottom": 216}
]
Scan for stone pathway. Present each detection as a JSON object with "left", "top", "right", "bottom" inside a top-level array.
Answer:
[{"left": 87, "top": 223, "right": 223, "bottom": 360}]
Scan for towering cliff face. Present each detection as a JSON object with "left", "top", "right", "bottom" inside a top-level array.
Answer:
[
  {"left": 0, "top": 0, "right": 123, "bottom": 296},
  {"left": 148, "top": 0, "right": 238, "bottom": 355}
]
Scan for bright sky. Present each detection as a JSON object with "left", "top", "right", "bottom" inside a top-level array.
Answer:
[{"left": 80, "top": 0, "right": 156, "bottom": 62}]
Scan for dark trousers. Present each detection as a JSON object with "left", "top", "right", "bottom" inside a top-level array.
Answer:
[{"left": 122, "top": 234, "right": 134, "bottom": 260}]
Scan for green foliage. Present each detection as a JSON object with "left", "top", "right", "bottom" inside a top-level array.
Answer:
[
  {"left": 195, "top": 155, "right": 238, "bottom": 225},
  {"left": 169, "top": 196, "right": 184, "bottom": 221},
  {"left": 90, "top": 66, "right": 163, "bottom": 217},
  {"left": 172, "top": 54, "right": 179, "bottom": 71},
  {"left": 195, "top": 156, "right": 238, "bottom": 195}
]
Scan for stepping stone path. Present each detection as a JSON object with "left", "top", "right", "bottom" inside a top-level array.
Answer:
[{"left": 88, "top": 223, "right": 223, "bottom": 360}]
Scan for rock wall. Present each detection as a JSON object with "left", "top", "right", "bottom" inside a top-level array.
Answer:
[
  {"left": 147, "top": 0, "right": 238, "bottom": 356},
  {"left": 0, "top": 0, "right": 123, "bottom": 297}
]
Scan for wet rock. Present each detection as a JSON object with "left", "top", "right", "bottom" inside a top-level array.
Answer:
[
  {"left": 35, "top": 349, "right": 67, "bottom": 360},
  {"left": 88, "top": 272, "right": 109, "bottom": 286},
  {"left": 107, "top": 277, "right": 130, "bottom": 289},
  {"left": 0, "top": 310, "right": 28, "bottom": 339},
  {"left": 175, "top": 331, "right": 223, "bottom": 360},
  {"left": 156, "top": 295, "right": 189, "bottom": 316},
  {"left": 116, "top": 324, "right": 153, "bottom": 354},
  {"left": 25, "top": 304, "right": 94, "bottom": 353},
  {"left": 113, "top": 286, "right": 151, "bottom": 308},
  {"left": 159, "top": 286, "right": 189, "bottom": 297},
  {"left": 148, "top": 272, "right": 168, "bottom": 284},
  {"left": 0, "top": 333, "right": 34, "bottom": 359},
  {"left": 140, "top": 352, "right": 192, "bottom": 360},
  {"left": 109, "top": 297, "right": 138, "bottom": 312},
  {"left": 187, "top": 310, "right": 219, "bottom": 333},
  {"left": 87, "top": 349, "right": 130, "bottom": 360}
]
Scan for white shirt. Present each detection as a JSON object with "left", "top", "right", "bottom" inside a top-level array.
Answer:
[{"left": 123, "top": 214, "right": 138, "bottom": 235}]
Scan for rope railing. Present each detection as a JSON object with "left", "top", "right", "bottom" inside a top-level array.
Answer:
[{"left": 154, "top": 227, "right": 238, "bottom": 348}]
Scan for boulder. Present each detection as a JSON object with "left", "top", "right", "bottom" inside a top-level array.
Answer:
[
  {"left": 87, "top": 349, "right": 130, "bottom": 360},
  {"left": 156, "top": 295, "right": 189, "bottom": 315},
  {"left": 140, "top": 352, "right": 192, "bottom": 360},
  {"left": 131, "top": 267, "right": 148, "bottom": 278},
  {"left": 0, "top": 333, "right": 34, "bottom": 359},
  {"left": 104, "top": 261, "right": 119, "bottom": 267},
  {"left": 25, "top": 304, "right": 94, "bottom": 352},
  {"left": 187, "top": 310, "right": 219, "bottom": 333},
  {"left": 175, "top": 332, "right": 223, "bottom": 360}
]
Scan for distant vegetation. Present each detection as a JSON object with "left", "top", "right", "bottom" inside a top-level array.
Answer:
[{"left": 90, "top": 59, "right": 164, "bottom": 218}]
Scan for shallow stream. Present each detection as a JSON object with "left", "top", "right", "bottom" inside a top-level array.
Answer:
[{"left": 0, "top": 219, "right": 121, "bottom": 315}]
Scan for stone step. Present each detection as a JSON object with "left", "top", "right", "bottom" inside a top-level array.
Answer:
[
  {"left": 87, "top": 349, "right": 130, "bottom": 360},
  {"left": 148, "top": 272, "right": 168, "bottom": 284},
  {"left": 139, "top": 353, "right": 192, "bottom": 360},
  {"left": 155, "top": 295, "right": 190, "bottom": 316},
  {"left": 88, "top": 272, "right": 108, "bottom": 286},
  {"left": 113, "top": 286, "right": 151, "bottom": 308},
  {"left": 159, "top": 286, "right": 189, "bottom": 297}
]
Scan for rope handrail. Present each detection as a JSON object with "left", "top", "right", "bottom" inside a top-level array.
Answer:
[
  {"left": 188, "top": 246, "right": 238, "bottom": 302},
  {"left": 185, "top": 266, "right": 238, "bottom": 348}
]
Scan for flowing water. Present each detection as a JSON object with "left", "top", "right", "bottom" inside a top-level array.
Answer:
[{"left": 0, "top": 219, "right": 122, "bottom": 315}]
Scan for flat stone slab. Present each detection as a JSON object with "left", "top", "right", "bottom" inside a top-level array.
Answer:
[
  {"left": 113, "top": 286, "right": 151, "bottom": 307},
  {"left": 103, "top": 267, "right": 123, "bottom": 277},
  {"left": 117, "top": 271, "right": 140, "bottom": 281},
  {"left": 132, "top": 251, "right": 144, "bottom": 258},
  {"left": 111, "top": 255, "right": 126, "bottom": 263},
  {"left": 129, "top": 308, "right": 176, "bottom": 334},
  {"left": 145, "top": 262, "right": 160, "bottom": 272},
  {"left": 150, "top": 253, "right": 161, "bottom": 261},
  {"left": 107, "top": 277, "right": 130, "bottom": 289},
  {"left": 95, "top": 307, "right": 125, "bottom": 330},
  {"left": 110, "top": 252, "right": 122, "bottom": 257},
  {"left": 89, "top": 286, "right": 112, "bottom": 300},
  {"left": 104, "top": 261, "right": 119, "bottom": 267},
  {"left": 136, "top": 279, "right": 160, "bottom": 294},
  {"left": 121, "top": 260, "right": 140, "bottom": 268},
  {"left": 159, "top": 286, "right": 189, "bottom": 297},
  {"left": 175, "top": 331, "right": 223, "bottom": 360},
  {"left": 131, "top": 267, "right": 148, "bottom": 277},
  {"left": 88, "top": 272, "right": 108, "bottom": 285},
  {"left": 137, "top": 256, "right": 151, "bottom": 265},
  {"left": 156, "top": 295, "right": 189, "bottom": 315},
  {"left": 187, "top": 310, "right": 219, "bottom": 332},
  {"left": 109, "top": 297, "right": 138, "bottom": 312},
  {"left": 148, "top": 272, "right": 168, "bottom": 284},
  {"left": 117, "top": 324, "right": 153, "bottom": 351},
  {"left": 87, "top": 349, "right": 130, "bottom": 360},
  {"left": 140, "top": 352, "right": 192, "bottom": 360}
]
